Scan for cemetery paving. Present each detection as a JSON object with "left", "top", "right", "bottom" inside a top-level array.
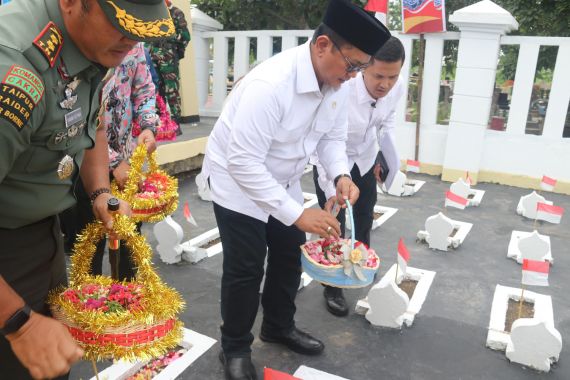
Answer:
[{"left": 70, "top": 164, "right": 570, "bottom": 379}]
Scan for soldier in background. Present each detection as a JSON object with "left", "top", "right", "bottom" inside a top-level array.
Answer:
[{"left": 148, "top": 0, "right": 190, "bottom": 134}]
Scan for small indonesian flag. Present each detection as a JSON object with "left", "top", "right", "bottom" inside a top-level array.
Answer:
[
  {"left": 184, "top": 201, "right": 198, "bottom": 226},
  {"left": 264, "top": 368, "right": 301, "bottom": 380},
  {"left": 536, "top": 202, "right": 564, "bottom": 224},
  {"left": 445, "top": 190, "right": 468, "bottom": 210},
  {"left": 465, "top": 171, "right": 472, "bottom": 186},
  {"left": 397, "top": 238, "right": 410, "bottom": 276},
  {"left": 522, "top": 259, "right": 549, "bottom": 287},
  {"left": 364, "top": 0, "right": 388, "bottom": 25},
  {"left": 540, "top": 175, "right": 557, "bottom": 192},
  {"left": 406, "top": 159, "right": 420, "bottom": 173}
]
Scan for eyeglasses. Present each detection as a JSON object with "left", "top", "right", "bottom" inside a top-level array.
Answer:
[{"left": 330, "top": 39, "right": 372, "bottom": 73}]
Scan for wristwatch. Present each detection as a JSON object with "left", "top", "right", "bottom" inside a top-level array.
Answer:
[{"left": 0, "top": 305, "right": 31, "bottom": 336}]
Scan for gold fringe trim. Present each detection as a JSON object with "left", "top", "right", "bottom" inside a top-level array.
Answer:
[
  {"left": 48, "top": 216, "right": 185, "bottom": 361},
  {"left": 112, "top": 144, "right": 178, "bottom": 223}
]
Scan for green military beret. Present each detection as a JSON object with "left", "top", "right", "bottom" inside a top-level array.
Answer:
[{"left": 97, "top": 0, "right": 175, "bottom": 42}]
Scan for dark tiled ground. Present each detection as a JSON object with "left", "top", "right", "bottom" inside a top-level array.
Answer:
[{"left": 70, "top": 118, "right": 570, "bottom": 379}]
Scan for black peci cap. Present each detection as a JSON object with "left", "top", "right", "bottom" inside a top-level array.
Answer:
[{"left": 323, "top": 0, "right": 391, "bottom": 56}]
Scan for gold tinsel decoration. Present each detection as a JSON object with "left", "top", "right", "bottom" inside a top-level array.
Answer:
[
  {"left": 111, "top": 144, "right": 178, "bottom": 223},
  {"left": 48, "top": 215, "right": 185, "bottom": 361}
]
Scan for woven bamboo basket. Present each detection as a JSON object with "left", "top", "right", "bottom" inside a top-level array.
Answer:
[
  {"left": 48, "top": 215, "right": 185, "bottom": 361},
  {"left": 111, "top": 144, "right": 178, "bottom": 223},
  {"left": 300, "top": 238, "right": 380, "bottom": 288}
]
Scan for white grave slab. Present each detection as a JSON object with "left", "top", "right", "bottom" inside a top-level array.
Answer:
[
  {"left": 303, "top": 192, "right": 319, "bottom": 240},
  {"left": 355, "top": 264, "right": 436, "bottom": 328},
  {"left": 486, "top": 285, "right": 561, "bottom": 372},
  {"left": 155, "top": 216, "right": 184, "bottom": 264},
  {"left": 516, "top": 191, "right": 552, "bottom": 219},
  {"left": 298, "top": 272, "right": 313, "bottom": 290},
  {"left": 195, "top": 172, "right": 212, "bottom": 202},
  {"left": 303, "top": 192, "right": 318, "bottom": 209},
  {"left": 345, "top": 205, "right": 398, "bottom": 231},
  {"left": 294, "top": 365, "right": 350, "bottom": 380},
  {"left": 450, "top": 178, "right": 485, "bottom": 207},
  {"left": 417, "top": 212, "right": 473, "bottom": 251},
  {"left": 90, "top": 328, "right": 217, "bottom": 380},
  {"left": 507, "top": 230, "right": 552, "bottom": 264},
  {"left": 380, "top": 171, "right": 425, "bottom": 197},
  {"left": 507, "top": 318, "right": 562, "bottom": 372},
  {"left": 181, "top": 227, "right": 222, "bottom": 263},
  {"left": 487, "top": 285, "right": 554, "bottom": 351}
]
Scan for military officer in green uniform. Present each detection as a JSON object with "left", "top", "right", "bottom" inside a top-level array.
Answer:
[{"left": 0, "top": 0, "right": 174, "bottom": 379}]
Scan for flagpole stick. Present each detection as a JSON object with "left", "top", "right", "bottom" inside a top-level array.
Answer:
[
  {"left": 517, "top": 285, "right": 526, "bottom": 320},
  {"left": 395, "top": 262, "right": 399, "bottom": 284},
  {"left": 91, "top": 359, "right": 100, "bottom": 380}
]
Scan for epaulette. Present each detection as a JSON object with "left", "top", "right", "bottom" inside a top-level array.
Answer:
[{"left": 32, "top": 21, "right": 63, "bottom": 69}]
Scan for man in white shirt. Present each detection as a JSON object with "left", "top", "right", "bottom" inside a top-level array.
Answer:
[
  {"left": 313, "top": 37, "right": 406, "bottom": 316},
  {"left": 202, "top": 0, "right": 390, "bottom": 379}
]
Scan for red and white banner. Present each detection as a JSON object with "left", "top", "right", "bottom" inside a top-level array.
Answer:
[
  {"left": 264, "top": 368, "right": 301, "bottom": 380},
  {"left": 184, "top": 201, "right": 198, "bottom": 226},
  {"left": 406, "top": 159, "right": 420, "bottom": 173},
  {"left": 536, "top": 202, "right": 564, "bottom": 224},
  {"left": 365, "top": 0, "right": 388, "bottom": 25},
  {"left": 540, "top": 175, "right": 557, "bottom": 192},
  {"left": 445, "top": 190, "right": 467, "bottom": 210},
  {"left": 521, "top": 259, "right": 549, "bottom": 287},
  {"left": 397, "top": 238, "right": 410, "bottom": 276}
]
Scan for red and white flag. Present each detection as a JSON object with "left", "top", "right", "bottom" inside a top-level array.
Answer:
[
  {"left": 397, "top": 238, "right": 410, "bottom": 276},
  {"left": 406, "top": 159, "right": 420, "bottom": 173},
  {"left": 364, "top": 0, "right": 388, "bottom": 25},
  {"left": 521, "top": 259, "right": 549, "bottom": 287},
  {"left": 536, "top": 202, "right": 564, "bottom": 224},
  {"left": 184, "top": 201, "right": 198, "bottom": 227},
  {"left": 264, "top": 368, "right": 301, "bottom": 380},
  {"left": 445, "top": 190, "right": 468, "bottom": 210},
  {"left": 540, "top": 175, "right": 557, "bottom": 192}
]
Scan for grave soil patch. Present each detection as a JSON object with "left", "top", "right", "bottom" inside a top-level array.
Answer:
[
  {"left": 504, "top": 298, "right": 535, "bottom": 333},
  {"left": 373, "top": 212, "right": 385, "bottom": 220},
  {"left": 398, "top": 279, "right": 418, "bottom": 299},
  {"left": 200, "top": 237, "right": 221, "bottom": 249}
]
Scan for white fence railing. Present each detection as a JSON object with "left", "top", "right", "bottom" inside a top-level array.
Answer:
[{"left": 191, "top": 7, "right": 570, "bottom": 189}]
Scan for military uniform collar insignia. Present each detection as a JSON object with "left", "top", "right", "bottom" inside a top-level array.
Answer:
[{"left": 33, "top": 22, "right": 64, "bottom": 68}]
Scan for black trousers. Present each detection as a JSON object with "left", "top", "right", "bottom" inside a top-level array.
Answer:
[
  {"left": 0, "top": 216, "right": 69, "bottom": 380},
  {"left": 60, "top": 177, "right": 137, "bottom": 281},
  {"left": 312, "top": 163, "right": 377, "bottom": 247},
  {"left": 213, "top": 202, "right": 306, "bottom": 357}
]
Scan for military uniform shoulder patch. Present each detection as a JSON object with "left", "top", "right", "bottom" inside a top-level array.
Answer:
[
  {"left": 33, "top": 21, "right": 64, "bottom": 68},
  {"left": 0, "top": 65, "right": 44, "bottom": 131}
]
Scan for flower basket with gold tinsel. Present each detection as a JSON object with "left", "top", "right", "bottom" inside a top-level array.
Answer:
[
  {"left": 48, "top": 215, "right": 185, "bottom": 361},
  {"left": 112, "top": 144, "right": 178, "bottom": 223}
]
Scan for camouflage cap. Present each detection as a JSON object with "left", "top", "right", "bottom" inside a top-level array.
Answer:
[{"left": 97, "top": 0, "right": 175, "bottom": 42}]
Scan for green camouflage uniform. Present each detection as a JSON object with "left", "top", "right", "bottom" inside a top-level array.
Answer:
[
  {"left": 148, "top": 5, "right": 190, "bottom": 123},
  {"left": 0, "top": 0, "right": 105, "bottom": 377}
]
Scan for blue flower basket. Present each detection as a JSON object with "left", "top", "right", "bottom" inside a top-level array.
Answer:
[{"left": 300, "top": 239, "right": 380, "bottom": 289}]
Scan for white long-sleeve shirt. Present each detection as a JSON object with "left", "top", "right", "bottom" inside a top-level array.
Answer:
[
  {"left": 314, "top": 72, "right": 405, "bottom": 199},
  {"left": 203, "top": 42, "right": 350, "bottom": 226}
]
